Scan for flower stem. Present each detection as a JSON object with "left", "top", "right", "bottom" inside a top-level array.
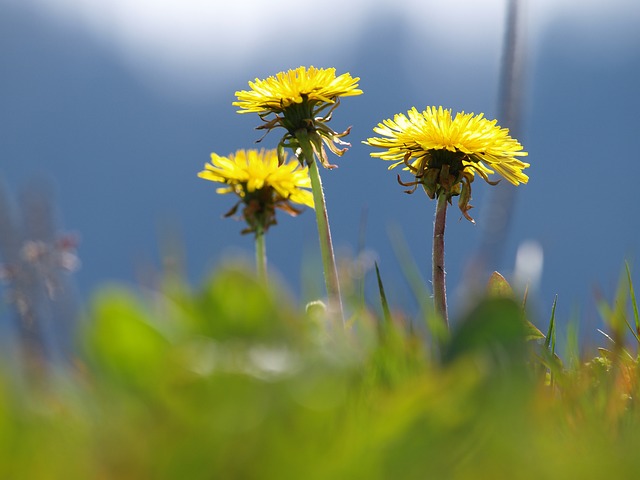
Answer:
[
  {"left": 295, "top": 130, "right": 345, "bottom": 324},
  {"left": 433, "top": 192, "right": 449, "bottom": 329},
  {"left": 255, "top": 227, "right": 267, "bottom": 281}
]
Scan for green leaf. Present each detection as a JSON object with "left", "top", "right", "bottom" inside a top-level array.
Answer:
[
  {"left": 195, "top": 266, "right": 301, "bottom": 342},
  {"left": 486, "top": 271, "right": 514, "bottom": 298},
  {"left": 486, "top": 271, "right": 544, "bottom": 341},
  {"left": 442, "top": 297, "right": 528, "bottom": 366},
  {"left": 83, "top": 286, "right": 170, "bottom": 389}
]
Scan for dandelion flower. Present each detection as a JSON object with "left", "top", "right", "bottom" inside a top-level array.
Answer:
[
  {"left": 198, "top": 148, "right": 313, "bottom": 234},
  {"left": 365, "top": 106, "right": 529, "bottom": 222},
  {"left": 234, "top": 66, "right": 363, "bottom": 168},
  {"left": 234, "top": 66, "right": 362, "bottom": 115}
]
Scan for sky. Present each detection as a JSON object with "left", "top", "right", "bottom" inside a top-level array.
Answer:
[
  {"left": 8, "top": 0, "right": 639, "bottom": 96},
  {"left": 2, "top": 0, "right": 640, "bottom": 341}
]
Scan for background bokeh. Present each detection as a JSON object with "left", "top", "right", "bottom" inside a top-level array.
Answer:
[{"left": 2, "top": 0, "right": 639, "bottom": 338}]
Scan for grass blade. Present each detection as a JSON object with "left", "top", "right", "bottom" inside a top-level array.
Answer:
[
  {"left": 387, "top": 224, "right": 447, "bottom": 348},
  {"left": 387, "top": 224, "right": 431, "bottom": 311},
  {"left": 625, "top": 261, "right": 640, "bottom": 338},
  {"left": 545, "top": 295, "right": 558, "bottom": 355},
  {"left": 375, "top": 261, "right": 392, "bottom": 326}
]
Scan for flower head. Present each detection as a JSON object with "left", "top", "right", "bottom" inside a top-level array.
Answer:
[
  {"left": 234, "top": 66, "right": 362, "bottom": 115},
  {"left": 198, "top": 148, "right": 314, "bottom": 234},
  {"left": 364, "top": 106, "right": 529, "bottom": 222},
  {"left": 234, "top": 66, "right": 363, "bottom": 168}
]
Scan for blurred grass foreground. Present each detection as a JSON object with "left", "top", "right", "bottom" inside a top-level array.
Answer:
[{"left": 2, "top": 227, "right": 640, "bottom": 478}]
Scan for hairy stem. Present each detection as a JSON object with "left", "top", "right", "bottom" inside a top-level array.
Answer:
[
  {"left": 295, "top": 130, "right": 345, "bottom": 324},
  {"left": 255, "top": 227, "right": 267, "bottom": 281},
  {"left": 433, "top": 192, "right": 449, "bottom": 329}
]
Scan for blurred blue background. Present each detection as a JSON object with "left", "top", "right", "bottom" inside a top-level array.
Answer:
[{"left": 2, "top": 0, "right": 639, "bottom": 340}]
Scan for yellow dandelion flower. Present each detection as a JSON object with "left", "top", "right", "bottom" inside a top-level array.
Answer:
[
  {"left": 234, "top": 66, "right": 362, "bottom": 115},
  {"left": 198, "top": 149, "right": 313, "bottom": 234},
  {"left": 365, "top": 106, "right": 529, "bottom": 222},
  {"left": 234, "top": 66, "right": 362, "bottom": 169}
]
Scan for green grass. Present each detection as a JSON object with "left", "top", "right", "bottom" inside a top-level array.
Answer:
[{"left": 2, "top": 264, "right": 640, "bottom": 479}]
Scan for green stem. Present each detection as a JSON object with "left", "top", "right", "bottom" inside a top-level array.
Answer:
[
  {"left": 255, "top": 227, "right": 267, "bottom": 281},
  {"left": 295, "top": 130, "right": 345, "bottom": 324},
  {"left": 433, "top": 192, "right": 449, "bottom": 329}
]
